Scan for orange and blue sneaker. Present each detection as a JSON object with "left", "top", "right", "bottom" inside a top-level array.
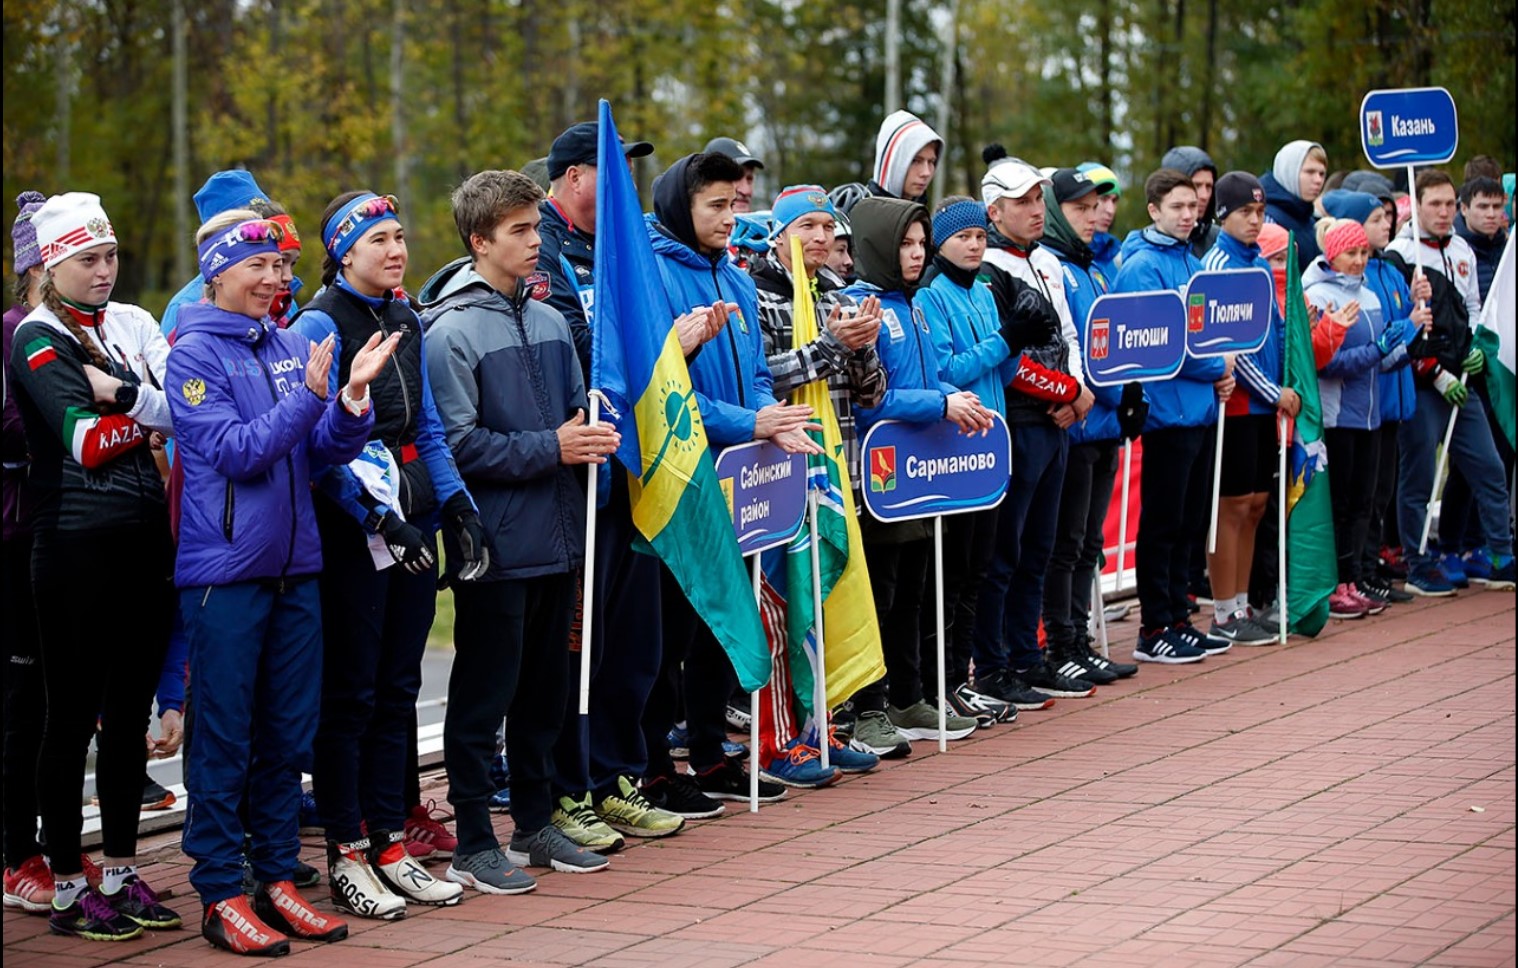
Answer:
[{"left": 758, "top": 738, "right": 840, "bottom": 789}]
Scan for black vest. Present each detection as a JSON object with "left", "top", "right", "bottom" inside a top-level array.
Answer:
[{"left": 304, "top": 283, "right": 436, "bottom": 518}]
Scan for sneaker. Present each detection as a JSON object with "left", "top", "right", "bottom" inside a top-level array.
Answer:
[
  {"left": 1133, "top": 628, "right": 1206, "bottom": 664},
  {"left": 759, "top": 738, "right": 841, "bottom": 788},
  {"left": 826, "top": 728, "right": 881, "bottom": 772},
  {"left": 488, "top": 754, "right": 511, "bottom": 811},
  {"left": 1047, "top": 640, "right": 1118, "bottom": 686},
  {"left": 4, "top": 855, "right": 54, "bottom": 913},
  {"left": 370, "top": 832, "right": 463, "bottom": 906},
  {"left": 1461, "top": 548, "right": 1495, "bottom": 584},
  {"left": 298, "top": 790, "right": 323, "bottom": 835},
  {"left": 1360, "top": 576, "right": 1414, "bottom": 604},
  {"left": 1019, "top": 657, "right": 1097, "bottom": 697},
  {"left": 103, "top": 873, "right": 182, "bottom": 929},
  {"left": 1186, "top": 593, "right": 1201, "bottom": 615},
  {"left": 80, "top": 854, "right": 103, "bottom": 891},
  {"left": 887, "top": 699, "right": 978, "bottom": 741},
  {"left": 91, "top": 773, "right": 176, "bottom": 811},
  {"left": 1439, "top": 552, "right": 1470, "bottom": 588},
  {"left": 1208, "top": 613, "right": 1276, "bottom": 647},
  {"left": 850, "top": 709, "right": 913, "bottom": 758},
  {"left": 1378, "top": 544, "right": 1408, "bottom": 580},
  {"left": 50, "top": 887, "right": 144, "bottom": 941},
  {"left": 666, "top": 726, "right": 747, "bottom": 761},
  {"left": 595, "top": 776, "right": 685, "bottom": 838},
  {"left": 1349, "top": 583, "right": 1388, "bottom": 615},
  {"left": 1406, "top": 561, "right": 1457, "bottom": 597},
  {"left": 1102, "top": 601, "right": 1132, "bottom": 623},
  {"left": 639, "top": 773, "right": 725, "bottom": 819},
  {"left": 445, "top": 848, "right": 536, "bottom": 895},
  {"left": 403, "top": 800, "right": 457, "bottom": 860},
  {"left": 725, "top": 703, "right": 753, "bottom": 732},
  {"left": 506, "top": 825, "right": 610, "bottom": 874},
  {"left": 293, "top": 859, "right": 319, "bottom": 889},
  {"left": 552, "top": 793, "right": 626, "bottom": 853},
  {"left": 949, "top": 682, "right": 1016, "bottom": 725},
  {"left": 1170, "top": 621, "right": 1221, "bottom": 654},
  {"left": 972, "top": 668, "right": 1057, "bottom": 710},
  {"left": 1486, "top": 553, "right": 1516, "bottom": 591},
  {"left": 830, "top": 702, "right": 858, "bottom": 741},
  {"left": 1329, "top": 583, "right": 1370, "bottom": 619},
  {"left": 254, "top": 880, "right": 348, "bottom": 943},
  {"left": 1075, "top": 633, "right": 1139, "bottom": 679},
  {"left": 201, "top": 895, "right": 287, "bottom": 956},
  {"left": 691, "top": 759, "right": 787, "bottom": 803},
  {"left": 327, "top": 838, "right": 405, "bottom": 920}
]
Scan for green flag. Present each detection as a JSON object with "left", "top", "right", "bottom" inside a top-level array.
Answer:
[
  {"left": 1473, "top": 234, "right": 1515, "bottom": 451},
  {"left": 1283, "top": 237, "right": 1334, "bottom": 636}
]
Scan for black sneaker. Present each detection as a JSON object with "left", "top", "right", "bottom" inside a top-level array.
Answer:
[
  {"left": 1133, "top": 628, "right": 1207, "bottom": 664},
  {"left": 948, "top": 682, "right": 1015, "bottom": 725},
  {"left": 1075, "top": 633, "right": 1138, "bottom": 679},
  {"left": 972, "top": 668, "right": 1057, "bottom": 710},
  {"left": 640, "top": 773, "right": 725, "bottom": 819},
  {"left": 1020, "top": 657, "right": 1097, "bottom": 697},
  {"left": 1175, "top": 621, "right": 1228, "bottom": 655},
  {"left": 1353, "top": 580, "right": 1391, "bottom": 612},
  {"left": 1359, "top": 577, "right": 1413, "bottom": 604},
  {"left": 103, "top": 874, "right": 182, "bottom": 929},
  {"left": 50, "top": 887, "right": 144, "bottom": 941},
  {"left": 1207, "top": 613, "right": 1275, "bottom": 647},
  {"left": 690, "top": 760, "right": 786, "bottom": 803},
  {"left": 1047, "top": 640, "right": 1118, "bottom": 686}
]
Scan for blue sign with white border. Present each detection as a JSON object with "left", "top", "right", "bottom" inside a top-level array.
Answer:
[
  {"left": 1360, "top": 87, "right": 1459, "bottom": 168},
  {"left": 713, "top": 440, "right": 807, "bottom": 555},
  {"left": 1184, "top": 268, "right": 1273, "bottom": 358},
  {"left": 859, "top": 414, "right": 1011, "bottom": 523},
  {"left": 1082, "top": 290, "right": 1188, "bottom": 387}
]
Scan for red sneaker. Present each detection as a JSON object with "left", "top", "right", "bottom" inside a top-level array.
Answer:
[
  {"left": 81, "top": 854, "right": 104, "bottom": 890},
  {"left": 254, "top": 881, "right": 348, "bottom": 943},
  {"left": 3, "top": 855, "right": 55, "bottom": 913},
  {"left": 403, "top": 801, "right": 457, "bottom": 860},
  {"left": 202, "top": 895, "right": 291, "bottom": 957}
]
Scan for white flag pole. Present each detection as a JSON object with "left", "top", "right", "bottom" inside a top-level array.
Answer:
[
  {"left": 750, "top": 553, "right": 761, "bottom": 813},
  {"left": 1092, "top": 573, "right": 1110, "bottom": 659},
  {"left": 809, "top": 491, "right": 830, "bottom": 770},
  {"left": 578, "top": 394, "right": 602, "bottom": 716},
  {"left": 1207, "top": 413, "right": 1227, "bottom": 554},
  {"left": 1278, "top": 412, "right": 1288, "bottom": 645},
  {"left": 1116, "top": 440, "right": 1132, "bottom": 587},
  {"left": 934, "top": 515, "right": 947, "bottom": 753}
]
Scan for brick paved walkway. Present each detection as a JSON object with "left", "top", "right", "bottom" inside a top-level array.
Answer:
[{"left": 5, "top": 591, "right": 1514, "bottom": 967}]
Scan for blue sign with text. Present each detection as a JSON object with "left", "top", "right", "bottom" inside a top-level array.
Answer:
[
  {"left": 1184, "top": 268, "right": 1273, "bottom": 358},
  {"left": 713, "top": 440, "right": 807, "bottom": 556},
  {"left": 859, "top": 414, "right": 1011, "bottom": 523},
  {"left": 1082, "top": 291, "right": 1187, "bottom": 387},
  {"left": 1360, "top": 87, "right": 1459, "bottom": 168}
]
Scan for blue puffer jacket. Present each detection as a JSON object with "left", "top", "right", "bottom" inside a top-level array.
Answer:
[
  {"left": 1042, "top": 240, "right": 1123, "bottom": 444},
  {"left": 1089, "top": 231, "right": 1122, "bottom": 283},
  {"left": 1202, "top": 231, "right": 1283, "bottom": 418},
  {"left": 916, "top": 260, "right": 1010, "bottom": 418},
  {"left": 1362, "top": 255, "right": 1419, "bottom": 423},
  {"left": 844, "top": 283, "right": 957, "bottom": 431},
  {"left": 166, "top": 303, "right": 373, "bottom": 588},
  {"left": 1112, "top": 228, "right": 1226, "bottom": 430},
  {"left": 1303, "top": 260, "right": 1408, "bottom": 431},
  {"left": 1261, "top": 171, "right": 1320, "bottom": 270},
  {"left": 646, "top": 218, "right": 775, "bottom": 447}
]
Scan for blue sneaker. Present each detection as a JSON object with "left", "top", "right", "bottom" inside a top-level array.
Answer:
[
  {"left": 1485, "top": 553, "right": 1515, "bottom": 591},
  {"left": 1439, "top": 551, "right": 1470, "bottom": 588},
  {"left": 826, "top": 728, "right": 879, "bottom": 773},
  {"left": 666, "top": 726, "right": 747, "bottom": 760},
  {"left": 298, "top": 790, "right": 322, "bottom": 834},
  {"left": 1406, "top": 561, "right": 1456, "bottom": 597},
  {"left": 489, "top": 754, "right": 511, "bottom": 812},
  {"left": 1462, "top": 548, "right": 1495, "bottom": 584},
  {"left": 1133, "top": 628, "right": 1206, "bottom": 664},
  {"left": 758, "top": 739, "right": 841, "bottom": 788}
]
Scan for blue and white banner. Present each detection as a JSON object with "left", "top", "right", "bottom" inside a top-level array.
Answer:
[
  {"left": 1360, "top": 87, "right": 1459, "bottom": 168},
  {"left": 1083, "top": 290, "right": 1188, "bottom": 387},
  {"left": 859, "top": 414, "right": 1011, "bottom": 523},
  {"left": 1185, "top": 268, "right": 1273, "bottom": 357},
  {"left": 714, "top": 440, "right": 807, "bottom": 555}
]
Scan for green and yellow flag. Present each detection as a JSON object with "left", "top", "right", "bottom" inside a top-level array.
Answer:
[{"left": 1283, "top": 237, "right": 1334, "bottom": 636}]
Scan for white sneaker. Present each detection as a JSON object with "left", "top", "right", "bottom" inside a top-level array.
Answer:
[
  {"left": 372, "top": 833, "right": 463, "bottom": 907},
  {"left": 327, "top": 838, "right": 406, "bottom": 920}
]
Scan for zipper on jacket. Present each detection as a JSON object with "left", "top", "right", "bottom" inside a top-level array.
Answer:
[
  {"left": 222, "top": 481, "right": 235, "bottom": 541},
  {"left": 373, "top": 304, "right": 415, "bottom": 514},
  {"left": 256, "top": 343, "right": 300, "bottom": 581},
  {"left": 710, "top": 264, "right": 748, "bottom": 410}
]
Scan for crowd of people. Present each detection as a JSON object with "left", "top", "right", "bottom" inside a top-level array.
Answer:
[{"left": 2, "top": 107, "right": 1513, "bottom": 957}]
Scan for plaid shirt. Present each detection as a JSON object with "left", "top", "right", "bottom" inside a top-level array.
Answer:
[{"left": 749, "top": 251, "right": 887, "bottom": 487}]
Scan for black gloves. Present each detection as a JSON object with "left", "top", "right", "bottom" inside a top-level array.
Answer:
[
  {"left": 1117, "top": 382, "right": 1148, "bottom": 441},
  {"left": 442, "top": 492, "right": 490, "bottom": 581},
  {"left": 380, "top": 512, "right": 436, "bottom": 575},
  {"left": 997, "top": 285, "right": 1060, "bottom": 357}
]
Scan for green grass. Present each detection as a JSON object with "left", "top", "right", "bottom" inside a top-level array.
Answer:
[{"left": 427, "top": 587, "right": 457, "bottom": 651}]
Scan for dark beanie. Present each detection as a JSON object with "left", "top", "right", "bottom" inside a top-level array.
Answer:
[{"left": 1213, "top": 172, "right": 1265, "bottom": 222}]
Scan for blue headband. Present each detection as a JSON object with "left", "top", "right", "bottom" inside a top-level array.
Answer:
[
  {"left": 931, "top": 200, "right": 988, "bottom": 247},
  {"left": 198, "top": 219, "right": 283, "bottom": 282},
  {"left": 323, "top": 193, "right": 400, "bottom": 261}
]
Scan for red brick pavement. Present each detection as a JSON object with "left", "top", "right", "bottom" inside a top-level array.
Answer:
[{"left": 5, "top": 591, "right": 1513, "bottom": 967}]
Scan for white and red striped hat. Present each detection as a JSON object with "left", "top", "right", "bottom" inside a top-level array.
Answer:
[{"left": 33, "top": 192, "right": 116, "bottom": 270}]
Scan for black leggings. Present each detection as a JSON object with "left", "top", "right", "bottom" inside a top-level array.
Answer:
[
  {"left": 32, "top": 519, "right": 174, "bottom": 876},
  {"left": 3, "top": 532, "right": 45, "bottom": 867},
  {"left": 1324, "top": 427, "right": 1380, "bottom": 584}
]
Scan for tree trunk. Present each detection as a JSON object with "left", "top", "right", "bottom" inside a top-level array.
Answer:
[
  {"left": 885, "top": 0, "right": 901, "bottom": 115},
  {"left": 391, "top": 0, "right": 407, "bottom": 201},
  {"left": 173, "top": 0, "right": 190, "bottom": 281},
  {"left": 1099, "top": 0, "right": 1113, "bottom": 153},
  {"left": 1200, "top": 0, "right": 1217, "bottom": 151}
]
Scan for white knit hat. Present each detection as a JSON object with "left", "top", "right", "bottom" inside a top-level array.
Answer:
[{"left": 33, "top": 192, "right": 117, "bottom": 270}]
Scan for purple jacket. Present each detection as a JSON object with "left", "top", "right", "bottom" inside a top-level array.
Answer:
[
  {"left": 3, "top": 304, "right": 33, "bottom": 541},
  {"left": 166, "top": 303, "right": 372, "bottom": 588}
]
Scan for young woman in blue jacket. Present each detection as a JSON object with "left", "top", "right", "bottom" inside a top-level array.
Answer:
[{"left": 168, "top": 212, "right": 396, "bottom": 955}]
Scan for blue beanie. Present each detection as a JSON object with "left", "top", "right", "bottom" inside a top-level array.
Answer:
[
  {"left": 770, "top": 185, "right": 838, "bottom": 237},
  {"left": 1320, "top": 190, "right": 1384, "bottom": 226},
  {"left": 193, "top": 170, "right": 269, "bottom": 222},
  {"left": 931, "top": 199, "right": 987, "bottom": 247}
]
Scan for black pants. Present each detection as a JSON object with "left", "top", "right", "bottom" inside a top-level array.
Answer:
[
  {"left": 1440, "top": 383, "right": 1517, "bottom": 552},
  {"left": 33, "top": 519, "right": 174, "bottom": 876},
  {"left": 311, "top": 502, "right": 436, "bottom": 844},
  {"left": 1136, "top": 426, "right": 1213, "bottom": 633},
  {"left": 645, "top": 567, "right": 735, "bottom": 775},
  {"left": 3, "top": 532, "right": 44, "bottom": 868},
  {"left": 1363, "top": 421, "right": 1402, "bottom": 575},
  {"left": 1324, "top": 427, "right": 1380, "bottom": 584},
  {"left": 923, "top": 507, "right": 999, "bottom": 692},
  {"left": 446, "top": 573, "right": 574, "bottom": 854},
  {"left": 1043, "top": 441, "right": 1120, "bottom": 646},
  {"left": 858, "top": 536, "right": 932, "bottom": 710}
]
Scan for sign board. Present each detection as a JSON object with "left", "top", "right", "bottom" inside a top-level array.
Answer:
[
  {"left": 713, "top": 440, "right": 807, "bottom": 555},
  {"left": 859, "top": 414, "right": 1011, "bottom": 523},
  {"left": 1360, "top": 87, "right": 1459, "bottom": 168},
  {"left": 1082, "top": 291, "right": 1188, "bottom": 387},
  {"left": 1184, "top": 268, "right": 1273, "bottom": 357}
]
